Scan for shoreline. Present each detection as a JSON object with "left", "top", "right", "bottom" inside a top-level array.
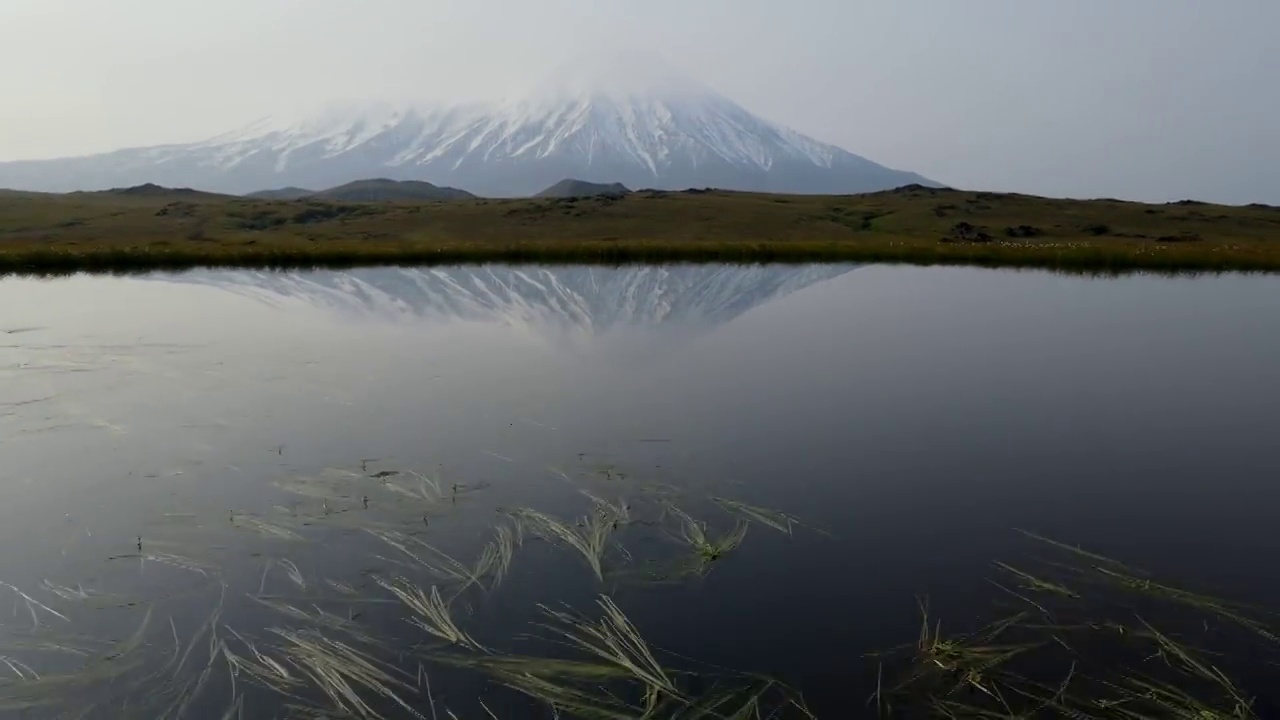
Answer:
[
  {"left": 2, "top": 187, "right": 1277, "bottom": 274},
  {"left": 4, "top": 241, "right": 1280, "bottom": 276}
]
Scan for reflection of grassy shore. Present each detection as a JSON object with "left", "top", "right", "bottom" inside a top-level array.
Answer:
[
  {"left": 2, "top": 185, "right": 1279, "bottom": 272},
  {"left": 1, "top": 460, "right": 1275, "bottom": 718}
]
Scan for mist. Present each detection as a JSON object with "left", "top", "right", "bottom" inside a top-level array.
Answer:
[{"left": 1, "top": 0, "right": 1276, "bottom": 202}]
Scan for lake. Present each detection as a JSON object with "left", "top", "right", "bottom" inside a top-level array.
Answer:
[{"left": 2, "top": 264, "right": 1279, "bottom": 719}]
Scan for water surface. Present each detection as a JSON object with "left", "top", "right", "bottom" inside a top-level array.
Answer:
[{"left": 2, "top": 264, "right": 1279, "bottom": 717}]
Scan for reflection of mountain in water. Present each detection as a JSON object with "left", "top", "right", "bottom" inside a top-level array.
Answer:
[{"left": 170, "top": 265, "right": 858, "bottom": 334}]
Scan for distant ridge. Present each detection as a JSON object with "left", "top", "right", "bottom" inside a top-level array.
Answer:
[
  {"left": 536, "top": 179, "right": 631, "bottom": 198},
  {"left": 245, "top": 186, "right": 315, "bottom": 200},
  {"left": 311, "top": 179, "right": 474, "bottom": 202},
  {"left": 81, "top": 183, "right": 231, "bottom": 200}
]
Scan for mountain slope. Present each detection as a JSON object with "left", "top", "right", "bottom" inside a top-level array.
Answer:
[{"left": 0, "top": 62, "right": 936, "bottom": 196}]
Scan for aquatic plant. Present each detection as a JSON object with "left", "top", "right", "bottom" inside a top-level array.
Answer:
[
  {"left": 222, "top": 626, "right": 302, "bottom": 695},
  {"left": 9, "top": 454, "right": 1280, "bottom": 720},
  {"left": 375, "top": 576, "right": 485, "bottom": 653},
  {"left": 366, "top": 529, "right": 485, "bottom": 594},
  {"left": 270, "top": 628, "right": 425, "bottom": 718},
  {"left": 513, "top": 508, "right": 616, "bottom": 581},
  {"left": 0, "top": 582, "right": 69, "bottom": 628},
  {"left": 0, "top": 607, "right": 155, "bottom": 712},
  {"left": 668, "top": 506, "right": 749, "bottom": 565},
  {"left": 711, "top": 497, "right": 798, "bottom": 537},
  {"left": 581, "top": 489, "right": 631, "bottom": 527},
  {"left": 230, "top": 513, "right": 304, "bottom": 542},
  {"left": 472, "top": 523, "right": 519, "bottom": 590},
  {"left": 539, "top": 595, "right": 684, "bottom": 712}
]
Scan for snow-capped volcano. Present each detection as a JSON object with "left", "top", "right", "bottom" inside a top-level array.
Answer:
[{"left": 0, "top": 56, "right": 934, "bottom": 196}]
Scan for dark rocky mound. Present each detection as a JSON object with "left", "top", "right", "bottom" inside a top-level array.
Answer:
[
  {"left": 245, "top": 187, "right": 315, "bottom": 200},
  {"left": 888, "top": 183, "right": 954, "bottom": 195},
  {"left": 939, "top": 221, "right": 994, "bottom": 243},
  {"left": 536, "top": 179, "right": 632, "bottom": 199},
  {"left": 313, "top": 179, "right": 475, "bottom": 202},
  {"left": 105, "top": 183, "right": 215, "bottom": 197}
]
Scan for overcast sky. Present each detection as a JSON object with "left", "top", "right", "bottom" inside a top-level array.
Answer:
[{"left": 1, "top": 0, "right": 1276, "bottom": 202}]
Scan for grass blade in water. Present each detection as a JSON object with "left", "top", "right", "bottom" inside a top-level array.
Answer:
[
  {"left": 711, "top": 497, "right": 799, "bottom": 537},
  {"left": 539, "top": 595, "right": 684, "bottom": 706},
  {"left": 513, "top": 508, "right": 614, "bottom": 581},
  {"left": 375, "top": 576, "right": 486, "bottom": 652}
]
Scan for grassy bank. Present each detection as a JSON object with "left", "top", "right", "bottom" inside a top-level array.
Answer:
[{"left": 1, "top": 185, "right": 1279, "bottom": 273}]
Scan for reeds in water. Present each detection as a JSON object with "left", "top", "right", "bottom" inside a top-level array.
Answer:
[
  {"left": 271, "top": 628, "right": 425, "bottom": 719},
  {"left": 581, "top": 489, "right": 631, "bottom": 527},
  {"left": 711, "top": 497, "right": 798, "bottom": 537},
  {"left": 0, "top": 607, "right": 154, "bottom": 712},
  {"left": 366, "top": 529, "right": 485, "bottom": 594},
  {"left": 252, "top": 597, "right": 382, "bottom": 647},
  {"left": 880, "top": 532, "right": 1280, "bottom": 720},
  {"left": 539, "top": 595, "right": 684, "bottom": 712},
  {"left": 669, "top": 506, "right": 749, "bottom": 564},
  {"left": 514, "top": 508, "right": 615, "bottom": 581},
  {"left": 473, "top": 523, "right": 519, "bottom": 590},
  {"left": 222, "top": 626, "right": 302, "bottom": 695},
  {"left": 230, "top": 514, "right": 304, "bottom": 542},
  {"left": 382, "top": 470, "right": 447, "bottom": 507},
  {"left": 375, "top": 576, "right": 485, "bottom": 653},
  {"left": 0, "top": 581, "right": 69, "bottom": 628}
]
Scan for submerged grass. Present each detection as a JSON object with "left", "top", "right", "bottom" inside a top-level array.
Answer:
[
  {"left": 669, "top": 506, "right": 749, "bottom": 565},
  {"left": 0, "top": 581, "right": 70, "bottom": 628},
  {"left": 9, "top": 455, "right": 1280, "bottom": 719},
  {"left": 230, "top": 513, "right": 305, "bottom": 542},
  {"left": 539, "top": 595, "right": 685, "bottom": 713},
  {"left": 473, "top": 523, "right": 519, "bottom": 590},
  {"left": 375, "top": 577, "right": 485, "bottom": 653},
  {"left": 710, "top": 498, "right": 799, "bottom": 537},
  {"left": 0, "top": 606, "right": 155, "bottom": 712},
  {"left": 366, "top": 529, "right": 486, "bottom": 594},
  {"left": 879, "top": 532, "right": 1280, "bottom": 720},
  {"left": 252, "top": 596, "right": 382, "bottom": 647},
  {"left": 271, "top": 628, "right": 425, "bottom": 719},
  {"left": 514, "top": 508, "right": 617, "bottom": 581},
  {"left": 2, "top": 458, "right": 829, "bottom": 717}
]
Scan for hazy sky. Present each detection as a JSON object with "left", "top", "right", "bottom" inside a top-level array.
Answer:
[{"left": 1, "top": 0, "right": 1276, "bottom": 202}]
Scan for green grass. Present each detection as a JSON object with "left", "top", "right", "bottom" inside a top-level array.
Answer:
[
  {"left": 1, "top": 186, "right": 1279, "bottom": 273},
  {"left": 668, "top": 505, "right": 749, "bottom": 564}
]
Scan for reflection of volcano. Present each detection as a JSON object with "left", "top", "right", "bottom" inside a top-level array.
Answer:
[{"left": 167, "top": 265, "right": 859, "bottom": 333}]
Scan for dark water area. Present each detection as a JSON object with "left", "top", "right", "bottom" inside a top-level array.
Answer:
[{"left": 2, "top": 264, "right": 1279, "bottom": 718}]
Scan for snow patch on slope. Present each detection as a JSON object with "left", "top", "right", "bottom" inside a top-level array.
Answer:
[
  {"left": 163, "top": 55, "right": 848, "bottom": 177},
  {"left": 0, "top": 52, "right": 932, "bottom": 194}
]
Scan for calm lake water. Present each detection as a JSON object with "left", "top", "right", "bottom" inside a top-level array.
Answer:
[{"left": 2, "top": 264, "right": 1279, "bottom": 718}]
